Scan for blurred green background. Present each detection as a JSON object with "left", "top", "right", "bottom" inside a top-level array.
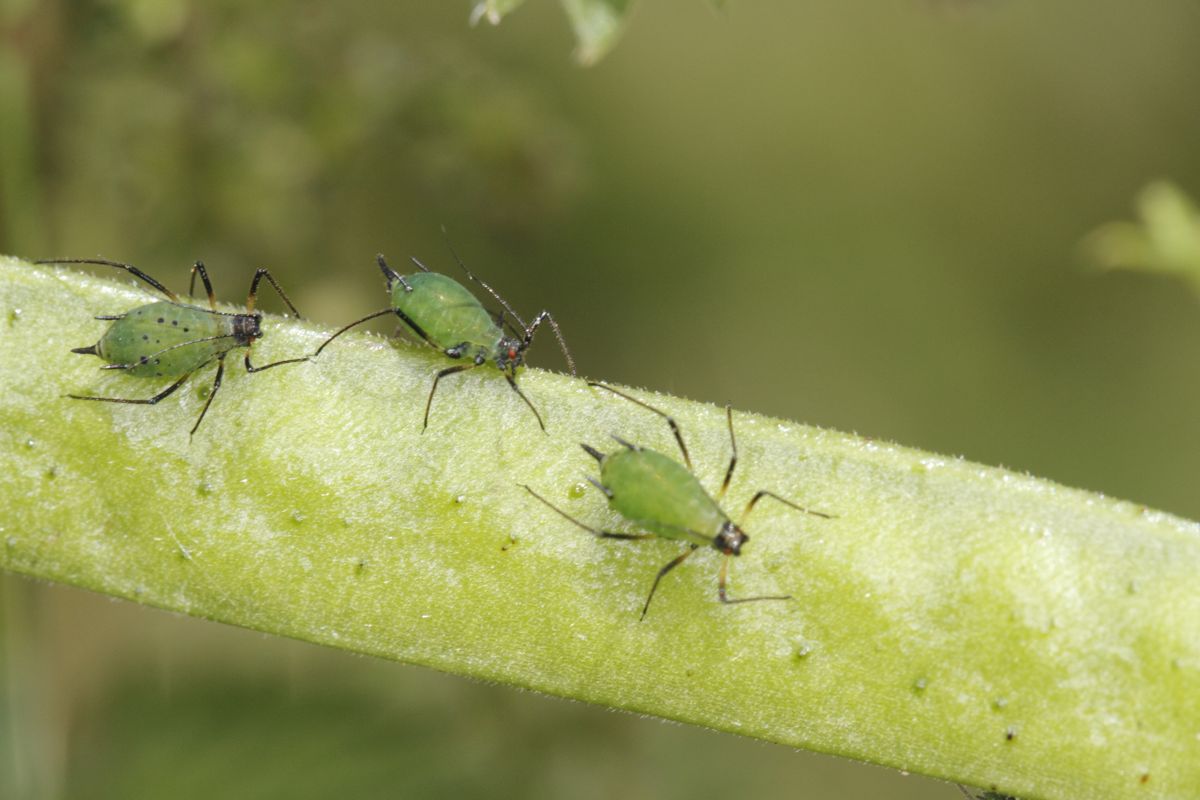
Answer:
[{"left": 2, "top": 1, "right": 1199, "bottom": 797}]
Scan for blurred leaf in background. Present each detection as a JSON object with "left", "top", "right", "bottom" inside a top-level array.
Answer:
[
  {"left": 1084, "top": 181, "right": 1200, "bottom": 294},
  {"left": 471, "top": 0, "right": 634, "bottom": 64}
]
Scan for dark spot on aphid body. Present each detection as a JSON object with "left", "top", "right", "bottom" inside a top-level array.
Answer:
[
  {"left": 172, "top": 320, "right": 178, "bottom": 326},
  {"left": 142, "top": 334, "right": 148, "bottom": 341},
  {"left": 157, "top": 317, "right": 164, "bottom": 323}
]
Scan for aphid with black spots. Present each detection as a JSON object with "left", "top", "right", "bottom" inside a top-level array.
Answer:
[{"left": 40, "top": 257, "right": 306, "bottom": 435}]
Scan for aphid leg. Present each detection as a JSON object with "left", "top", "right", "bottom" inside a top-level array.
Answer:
[
  {"left": 246, "top": 268, "right": 302, "bottom": 318},
  {"left": 406, "top": 255, "right": 432, "bottom": 273},
  {"left": 35, "top": 258, "right": 178, "bottom": 302},
  {"left": 525, "top": 310, "right": 576, "bottom": 377},
  {"left": 68, "top": 372, "right": 193, "bottom": 406},
  {"left": 521, "top": 485, "right": 650, "bottom": 540},
  {"left": 642, "top": 546, "right": 698, "bottom": 620},
  {"left": 716, "top": 553, "right": 792, "bottom": 606},
  {"left": 587, "top": 382, "right": 692, "bottom": 470},
  {"left": 310, "top": 309, "right": 394, "bottom": 357},
  {"left": 741, "top": 490, "right": 835, "bottom": 526},
  {"left": 396, "top": 309, "right": 434, "bottom": 347},
  {"left": 717, "top": 405, "right": 737, "bottom": 500},
  {"left": 93, "top": 314, "right": 125, "bottom": 321},
  {"left": 424, "top": 364, "right": 478, "bottom": 432},
  {"left": 189, "top": 261, "right": 217, "bottom": 310},
  {"left": 244, "top": 346, "right": 310, "bottom": 373},
  {"left": 505, "top": 373, "right": 546, "bottom": 432},
  {"left": 189, "top": 355, "right": 227, "bottom": 436}
]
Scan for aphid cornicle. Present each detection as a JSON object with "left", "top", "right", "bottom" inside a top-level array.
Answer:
[
  {"left": 40, "top": 257, "right": 307, "bottom": 435},
  {"left": 523, "top": 382, "right": 835, "bottom": 619},
  {"left": 310, "top": 247, "right": 575, "bottom": 432}
]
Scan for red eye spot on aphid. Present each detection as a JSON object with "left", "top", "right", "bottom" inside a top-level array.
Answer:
[{"left": 508, "top": 347, "right": 517, "bottom": 360}]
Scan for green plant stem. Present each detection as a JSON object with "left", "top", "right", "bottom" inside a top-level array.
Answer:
[{"left": 1, "top": 257, "right": 1197, "bottom": 800}]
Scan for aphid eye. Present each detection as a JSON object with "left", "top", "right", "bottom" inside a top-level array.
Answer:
[{"left": 508, "top": 347, "right": 517, "bottom": 360}]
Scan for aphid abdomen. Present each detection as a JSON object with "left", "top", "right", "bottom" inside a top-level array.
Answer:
[
  {"left": 602, "top": 449, "right": 726, "bottom": 547},
  {"left": 393, "top": 272, "right": 503, "bottom": 355},
  {"left": 96, "top": 301, "right": 235, "bottom": 378}
]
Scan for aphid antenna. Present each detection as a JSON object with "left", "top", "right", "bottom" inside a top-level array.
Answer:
[
  {"left": 310, "top": 308, "right": 395, "bottom": 358},
  {"left": 439, "top": 225, "right": 530, "bottom": 331},
  {"left": 36, "top": 257, "right": 178, "bottom": 302}
]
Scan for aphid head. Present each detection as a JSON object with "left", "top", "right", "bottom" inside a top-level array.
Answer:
[
  {"left": 233, "top": 312, "right": 263, "bottom": 344},
  {"left": 714, "top": 521, "right": 748, "bottom": 556},
  {"left": 496, "top": 336, "right": 525, "bottom": 372}
]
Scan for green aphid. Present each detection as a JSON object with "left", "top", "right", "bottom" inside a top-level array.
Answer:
[
  {"left": 311, "top": 247, "right": 575, "bottom": 432},
  {"left": 41, "top": 257, "right": 306, "bottom": 435},
  {"left": 524, "top": 383, "right": 835, "bottom": 620}
]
